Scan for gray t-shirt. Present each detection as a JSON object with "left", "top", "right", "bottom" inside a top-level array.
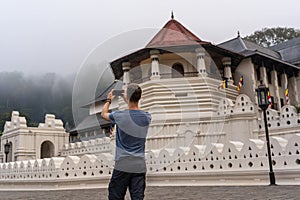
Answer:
[{"left": 109, "top": 109, "right": 151, "bottom": 172}]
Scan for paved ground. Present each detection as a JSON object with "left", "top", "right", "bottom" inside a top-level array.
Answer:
[{"left": 0, "top": 186, "right": 299, "bottom": 200}]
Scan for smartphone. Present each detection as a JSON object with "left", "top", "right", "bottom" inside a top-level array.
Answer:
[{"left": 113, "top": 90, "right": 124, "bottom": 96}]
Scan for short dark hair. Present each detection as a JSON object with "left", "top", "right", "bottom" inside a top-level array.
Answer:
[{"left": 127, "top": 83, "right": 142, "bottom": 103}]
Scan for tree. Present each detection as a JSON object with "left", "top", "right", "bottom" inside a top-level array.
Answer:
[
  {"left": 0, "top": 111, "right": 11, "bottom": 133},
  {"left": 244, "top": 27, "right": 300, "bottom": 47}
]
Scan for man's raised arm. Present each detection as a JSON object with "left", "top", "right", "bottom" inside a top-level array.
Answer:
[{"left": 101, "top": 90, "right": 114, "bottom": 121}]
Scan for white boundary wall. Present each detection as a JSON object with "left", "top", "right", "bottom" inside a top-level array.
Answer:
[{"left": 0, "top": 134, "right": 300, "bottom": 190}]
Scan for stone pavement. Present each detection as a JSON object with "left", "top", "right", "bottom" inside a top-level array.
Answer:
[{"left": 0, "top": 186, "right": 299, "bottom": 200}]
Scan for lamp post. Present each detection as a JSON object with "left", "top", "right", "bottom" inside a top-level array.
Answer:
[
  {"left": 256, "top": 81, "right": 276, "bottom": 185},
  {"left": 4, "top": 140, "right": 10, "bottom": 163}
]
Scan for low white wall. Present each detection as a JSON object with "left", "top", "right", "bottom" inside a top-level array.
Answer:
[
  {"left": 60, "top": 137, "right": 112, "bottom": 157},
  {"left": 1, "top": 134, "right": 300, "bottom": 190}
]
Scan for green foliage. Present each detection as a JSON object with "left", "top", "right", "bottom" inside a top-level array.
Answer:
[
  {"left": 0, "top": 111, "right": 12, "bottom": 133},
  {"left": 244, "top": 27, "right": 300, "bottom": 47}
]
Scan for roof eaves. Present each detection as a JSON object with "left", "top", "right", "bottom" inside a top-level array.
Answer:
[
  {"left": 70, "top": 114, "right": 110, "bottom": 132},
  {"left": 270, "top": 37, "right": 300, "bottom": 51},
  {"left": 252, "top": 51, "right": 300, "bottom": 69},
  {"left": 81, "top": 81, "right": 118, "bottom": 108},
  {"left": 218, "top": 36, "right": 240, "bottom": 46},
  {"left": 205, "top": 43, "right": 245, "bottom": 58},
  {"left": 218, "top": 37, "right": 248, "bottom": 54}
]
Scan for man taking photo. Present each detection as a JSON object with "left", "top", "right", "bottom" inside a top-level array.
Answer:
[{"left": 101, "top": 83, "right": 151, "bottom": 200}]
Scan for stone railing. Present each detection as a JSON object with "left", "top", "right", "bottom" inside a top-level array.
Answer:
[
  {"left": 0, "top": 153, "right": 114, "bottom": 181},
  {"left": 258, "top": 105, "right": 300, "bottom": 139},
  {"left": 60, "top": 137, "right": 112, "bottom": 157},
  {"left": 146, "top": 134, "right": 300, "bottom": 174},
  {"left": 1, "top": 135, "right": 300, "bottom": 188}
]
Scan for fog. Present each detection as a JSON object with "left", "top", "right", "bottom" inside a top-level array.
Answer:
[
  {"left": 0, "top": 0, "right": 299, "bottom": 74},
  {"left": 0, "top": 71, "right": 77, "bottom": 131},
  {"left": 0, "top": 0, "right": 299, "bottom": 131}
]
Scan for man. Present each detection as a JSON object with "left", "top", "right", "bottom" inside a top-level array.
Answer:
[{"left": 101, "top": 83, "right": 151, "bottom": 200}]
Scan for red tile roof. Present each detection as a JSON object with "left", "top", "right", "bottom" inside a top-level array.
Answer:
[{"left": 146, "top": 19, "right": 210, "bottom": 48}]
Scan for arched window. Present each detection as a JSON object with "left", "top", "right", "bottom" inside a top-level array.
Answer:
[
  {"left": 41, "top": 141, "right": 55, "bottom": 159},
  {"left": 172, "top": 63, "right": 184, "bottom": 78}
]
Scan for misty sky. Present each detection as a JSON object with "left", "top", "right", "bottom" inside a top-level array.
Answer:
[{"left": 0, "top": 0, "right": 299, "bottom": 75}]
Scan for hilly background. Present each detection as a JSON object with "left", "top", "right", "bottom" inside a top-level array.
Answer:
[{"left": 0, "top": 71, "right": 75, "bottom": 134}]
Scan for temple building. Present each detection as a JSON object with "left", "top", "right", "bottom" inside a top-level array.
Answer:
[
  {"left": 219, "top": 35, "right": 300, "bottom": 109},
  {"left": 71, "top": 15, "right": 300, "bottom": 146},
  {"left": 1, "top": 15, "right": 300, "bottom": 189}
]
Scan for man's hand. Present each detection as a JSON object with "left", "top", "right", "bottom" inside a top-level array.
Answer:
[
  {"left": 101, "top": 90, "right": 114, "bottom": 121},
  {"left": 107, "top": 90, "right": 114, "bottom": 101}
]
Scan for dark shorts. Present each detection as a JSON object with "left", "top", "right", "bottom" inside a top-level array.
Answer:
[{"left": 108, "top": 169, "right": 146, "bottom": 200}]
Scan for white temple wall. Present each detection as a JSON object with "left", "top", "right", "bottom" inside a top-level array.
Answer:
[
  {"left": 215, "top": 94, "right": 258, "bottom": 142},
  {"left": 140, "top": 53, "right": 196, "bottom": 78},
  {"left": 14, "top": 132, "right": 38, "bottom": 161},
  {"left": 288, "top": 76, "right": 299, "bottom": 106},
  {"left": 140, "top": 63, "right": 151, "bottom": 80},
  {"left": 1, "top": 112, "right": 69, "bottom": 162},
  {"left": 234, "top": 58, "right": 257, "bottom": 103},
  {"left": 144, "top": 94, "right": 299, "bottom": 151},
  {"left": 65, "top": 94, "right": 299, "bottom": 157},
  {"left": 1, "top": 135, "right": 300, "bottom": 189},
  {"left": 297, "top": 73, "right": 300, "bottom": 106},
  {"left": 139, "top": 59, "right": 151, "bottom": 79},
  {"left": 224, "top": 118, "right": 254, "bottom": 142},
  {"left": 279, "top": 84, "right": 285, "bottom": 105},
  {"left": 258, "top": 105, "right": 300, "bottom": 140}
]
